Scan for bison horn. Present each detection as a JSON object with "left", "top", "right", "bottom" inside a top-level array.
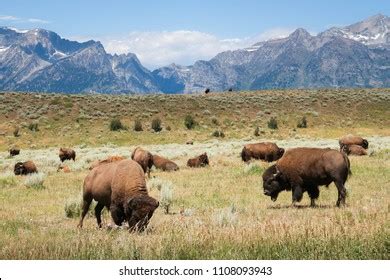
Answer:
[{"left": 273, "top": 166, "right": 281, "bottom": 178}]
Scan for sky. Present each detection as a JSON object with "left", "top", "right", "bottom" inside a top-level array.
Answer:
[{"left": 1, "top": 0, "right": 389, "bottom": 69}]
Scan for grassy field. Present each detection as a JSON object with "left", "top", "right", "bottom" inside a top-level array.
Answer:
[
  {"left": 0, "top": 88, "right": 389, "bottom": 149},
  {"left": 0, "top": 89, "right": 389, "bottom": 259}
]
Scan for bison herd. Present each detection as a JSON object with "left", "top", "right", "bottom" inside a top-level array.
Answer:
[{"left": 7, "top": 134, "right": 369, "bottom": 232}]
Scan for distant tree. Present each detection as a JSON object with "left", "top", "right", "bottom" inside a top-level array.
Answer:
[
  {"left": 110, "top": 118, "right": 126, "bottom": 131},
  {"left": 228, "top": 87, "right": 233, "bottom": 92},
  {"left": 151, "top": 118, "right": 162, "bottom": 132},
  {"left": 267, "top": 117, "right": 278, "bottom": 130},
  {"left": 205, "top": 88, "right": 210, "bottom": 94},
  {"left": 13, "top": 127, "right": 20, "bottom": 137},
  {"left": 134, "top": 119, "right": 143, "bottom": 131},
  {"left": 254, "top": 126, "right": 260, "bottom": 136},
  {"left": 297, "top": 116, "right": 307, "bottom": 128},
  {"left": 184, "top": 115, "right": 196, "bottom": 129}
]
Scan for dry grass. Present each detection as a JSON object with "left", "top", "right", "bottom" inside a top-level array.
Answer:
[{"left": 0, "top": 137, "right": 389, "bottom": 259}]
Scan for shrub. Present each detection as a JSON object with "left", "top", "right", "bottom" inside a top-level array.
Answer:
[
  {"left": 24, "top": 173, "right": 45, "bottom": 189},
  {"left": 166, "top": 125, "right": 171, "bottom": 131},
  {"left": 13, "top": 127, "right": 20, "bottom": 137},
  {"left": 0, "top": 172, "right": 18, "bottom": 188},
  {"left": 160, "top": 181, "right": 174, "bottom": 214},
  {"left": 254, "top": 126, "right": 260, "bottom": 136},
  {"left": 110, "top": 118, "right": 126, "bottom": 131},
  {"left": 211, "top": 116, "right": 219, "bottom": 126},
  {"left": 184, "top": 115, "right": 196, "bottom": 130},
  {"left": 297, "top": 116, "right": 307, "bottom": 128},
  {"left": 213, "top": 205, "right": 237, "bottom": 227},
  {"left": 64, "top": 197, "right": 96, "bottom": 218},
  {"left": 267, "top": 117, "right": 278, "bottom": 129},
  {"left": 212, "top": 130, "right": 225, "bottom": 138},
  {"left": 134, "top": 119, "right": 143, "bottom": 131},
  {"left": 28, "top": 122, "right": 39, "bottom": 132},
  {"left": 243, "top": 163, "right": 264, "bottom": 175},
  {"left": 151, "top": 118, "right": 162, "bottom": 132}
]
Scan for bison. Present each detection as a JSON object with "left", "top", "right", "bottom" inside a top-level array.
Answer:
[
  {"left": 89, "top": 155, "right": 125, "bottom": 170},
  {"left": 78, "top": 159, "right": 159, "bottom": 231},
  {"left": 262, "top": 148, "right": 350, "bottom": 207},
  {"left": 9, "top": 148, "right": 20, "bottom": 157},
  {"left": 187, "top": 153, "right": 209, "bottom": 168},
  {"left": 59, "top": 148, "right": 76, "bottom": 162},
  {"left": 339, "top": 135, "right": 368, "bottom": 150},
  {"left": 241, "top": 142, "right": 284, "bottom": 163},
  {"left": 131, "top": 147, "right": 153, "bottom": 178},
  {"left": 152, "top": 154, "right": 179, "bottom": 171},
  {"left": 14, "top": 161, "right": 38, "bottom": 175},
  {"left": 341, "top": 144, "right": 367, "bottom": 156}
]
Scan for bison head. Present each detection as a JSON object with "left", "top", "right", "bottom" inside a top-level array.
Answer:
[
  {"left": 262, "top": 165, "right": 287, "bottom": 201},
  {"left": 14, "top": 162, "right": 25, "bottom": 175},
  {"left": 126, "top": 195, "right": 159, "bottom": 232},
  {"left": 362, "top": 139, "right": 369, "bottom": 149},
  {"left": 277, "top": 148, "right": 285, "bottom": 160},
  {"left": 200, "top": 153, "right": 209, "bottom": 166}
]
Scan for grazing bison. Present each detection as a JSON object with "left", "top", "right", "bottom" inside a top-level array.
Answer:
[
  {"left": 262, "top": 148, "right": 350, "bottom": 207},
  {"left": 186, "top": 140, "right": 194, "bottom": 145},
  {"left": 187, "top": 153, "right": 209, "bottom": 168},
  {"left": 89, "top": 155, "right": 125, "bottom": 170},
  {"left": 241, "top": 142, "right": 285, "bottom": 163},
  {"left": 204, "top": 88, "right": 210, "bottom": 94},
  {"left": 78, "top": 159, "right": 159, "bottom": 231},
  {"left": 59, "top": 148, "right": 76, "bottom": 162},
  {"left": 9, "top": 148, "right": 20, "bottom": 157},
  {"left": 131, "top": 147, "right": 153, "bottom": 178},
  {"left": 14, "top": 161, "right": 38, "bottom": 175},
  {"left": 339, "top": 135, "right": 368, "bottom": 150},
  {"left": 152, "top": 154, "right": 179, "bottom": 171},
  {"left": 341, "top": 144, "right": 367, "bottom": 156}
]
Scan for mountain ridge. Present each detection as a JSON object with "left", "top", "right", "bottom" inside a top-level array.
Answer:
[{"left": 1, "top": 14, "right": 389, "bottom": 94}]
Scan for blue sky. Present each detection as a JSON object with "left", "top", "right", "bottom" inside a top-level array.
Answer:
[{"left": 1, "top": 0, "right": 389, "bottom": 69}]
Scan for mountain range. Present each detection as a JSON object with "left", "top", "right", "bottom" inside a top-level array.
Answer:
[{"left": 0, "top": 14, "right": 389, "bottom": 94}]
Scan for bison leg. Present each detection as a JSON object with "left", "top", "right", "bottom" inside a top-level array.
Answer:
[
  {"left": 94, "top": 202, "right": 105, "bottom": 228},
  {"left": 335, "top": 180, "right": 346, "bottom": 207},
  {"left": 78, "top": 195, "right": 92, "bottom": 228},
  {"left": 292, "top": 185, "right": 303, "bottom": 206},
  {"left": 110, "top": 205, "right": 125, "bottom": 226},
  {"left": 307, "top": 186, "right": 320, "bottom": 207}
]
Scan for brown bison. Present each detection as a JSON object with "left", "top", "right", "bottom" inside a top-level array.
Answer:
[
  {"left": 14, "top": 161, "right": 38, "bottom": 175},
  {"left": 341, "top": 144, "right": 367, "bottom": 156},
  {"left": 187, "top": 152, "right": 209, "bottom": 168},
  {"left": 339, "top": 135, "right": 368, "bottom": 150},
  {"left": 131, "top": 147, "right": 153, "bottom": 177},
  {"left": 241, "top": 142, "right": 285, "bottom": 162},
  {"left": 89, "top": 155, "right": 125, "bottom": 170},
  {"left": 78, "top": 159, "right": 159, "bottom": 231},
  {"left": 57, "top": 165, "right": 71, "bottom": 173},
  {"left": 262, "top": 148, "right": 350, "bottom": 207},
  {"left": 59, "top": 148, "right": 76, "bottom": 162},
  {"left": 9, "top": 148, "right": 20, "bottom": 157},
  {"left": 152, "top": 154, "right": 179, "bottom": 171}
]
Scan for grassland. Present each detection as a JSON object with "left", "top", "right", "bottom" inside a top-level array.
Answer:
[
  {"left": 0, "top": 89, "right": 389, "bottom": 259},
  {"left": 0, "top": 88, "right": 389, "bottom": 149}
]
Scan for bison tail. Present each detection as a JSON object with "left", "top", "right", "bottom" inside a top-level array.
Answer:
[{"left": 342, "top": 152, "right": 352, "bottom": 177}]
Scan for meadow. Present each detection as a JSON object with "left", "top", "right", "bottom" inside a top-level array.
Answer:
[{"left": 0, "top": 89, "right": 389, "bottom": 259}]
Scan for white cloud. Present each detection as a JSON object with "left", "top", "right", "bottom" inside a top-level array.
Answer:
[
  {"left": 97, "top": 28, "right": 295, "bottom": 69},
  {"left": 0, "top": 14, "right": 49, "bottom": 24},
  {"left": 27, "top": 18, "right": 49, "bottom": 24},
  {"left": 0, "top": 15, "right": 20, "bottom": 21}
]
